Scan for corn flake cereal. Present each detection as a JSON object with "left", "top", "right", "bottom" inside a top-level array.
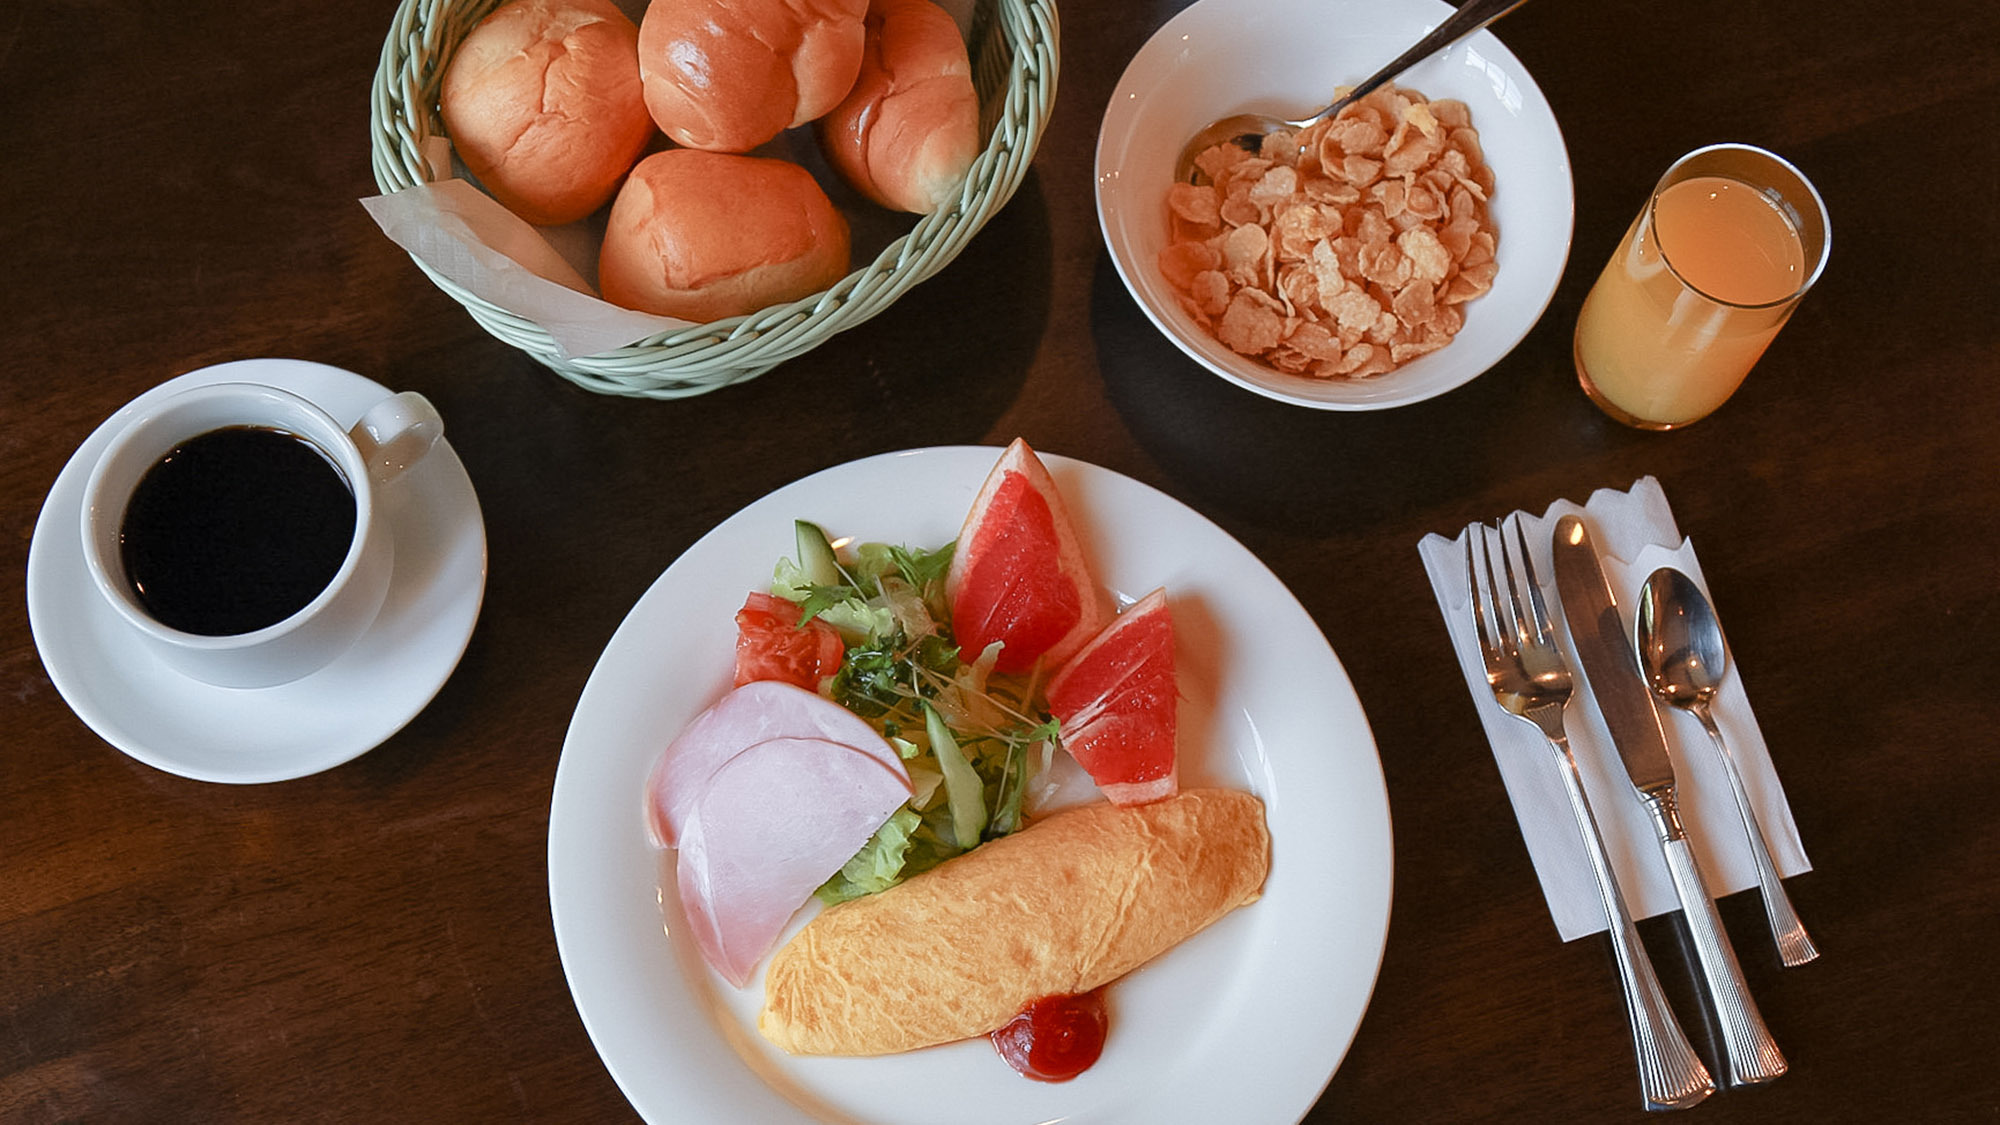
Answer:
[{"left": 1159, "top": 84, "right": 1498, "bottom": 380}]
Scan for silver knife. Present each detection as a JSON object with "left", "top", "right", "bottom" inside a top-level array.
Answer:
[{"left": 1551, "top": 514, "right": 1787, "bottom": 1087}]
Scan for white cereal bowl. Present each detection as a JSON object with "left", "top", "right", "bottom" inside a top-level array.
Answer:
[{"left": 1095, "top": 0, "right": 1573, "bottom": 410}]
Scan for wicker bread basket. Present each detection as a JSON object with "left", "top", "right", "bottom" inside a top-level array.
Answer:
[{"left": 369, "top": 0, "right": 1059, "bottom": 398}]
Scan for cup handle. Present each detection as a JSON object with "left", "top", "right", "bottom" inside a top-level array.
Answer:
[{"left": 349, "top": 391, "right": 444, "bottom": 485}]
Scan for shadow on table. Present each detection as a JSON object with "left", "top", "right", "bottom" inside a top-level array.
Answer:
[
  {"left": 350, "top": 177, "right": 1058, "bottom": 784},
  {"left": 767, "top": 167, "right": 1054, "bottom": 454},
  {"left": 425, "top": 169, "right": 1054, "bottom": 540},
  {"left": 1087, "top": 250, "right": 1600, "bottom": 536}
]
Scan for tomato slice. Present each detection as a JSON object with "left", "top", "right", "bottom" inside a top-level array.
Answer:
[{"left": 733, "top": 591, "right": 846, "bottom": 691}]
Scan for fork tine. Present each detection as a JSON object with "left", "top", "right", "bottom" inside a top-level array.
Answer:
[
  {"left": 1465, "top": 525, "right": 1493, "bottom": 655},
  {"left": 1507, "top": 513, "right": 1555, "bottom": 647},
  {"left": 1493, "top": 520, "right": 1537, "bottom": 659},
  {"left": 1468, "top": 524, "right": 1497, "bottom": 650},
  {"left": 1477, "top": 522, "right": 1521, "bottom": 662}
]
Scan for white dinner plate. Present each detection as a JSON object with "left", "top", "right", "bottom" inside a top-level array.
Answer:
[
  {"left": 550, "top": 447, "right": 1392, "bottom": 1124},
  {"left": 26, "top": 358, "right": 487, "bottom": 784}
]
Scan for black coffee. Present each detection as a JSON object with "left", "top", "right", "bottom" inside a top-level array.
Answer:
[{"left": 119, "top": 425, "right": 357, "bottom": 636}]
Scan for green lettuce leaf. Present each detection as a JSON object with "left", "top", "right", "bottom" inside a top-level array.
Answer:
[{"left": 815, "top": 806, "right": 923, "bottom": 905}]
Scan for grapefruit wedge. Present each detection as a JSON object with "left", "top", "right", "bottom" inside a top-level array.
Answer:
[
  {"left": 946, "top": 439, "right": 1110, "bottom": 675},
  {"left": 1044, "top": 588, "right": 1178, "bottom": 806}
]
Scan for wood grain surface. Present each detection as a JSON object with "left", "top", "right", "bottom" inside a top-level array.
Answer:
[{"left": 2, "top": 0, "right": 1996, "bottom": 1121}]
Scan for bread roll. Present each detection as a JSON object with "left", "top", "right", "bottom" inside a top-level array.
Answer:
[
  {"left": 597, "top": 149, "right": 850, "bottom": 321},
  {"left": 816, "top": 0, "right": 980, "bottom": 214},
  {"left": 439, "top": 0, "right": 655, "bottom": 226},
  {"left": 758, "top": 788, "right": 1270, "bottom": 1056},
  {"left": 637, "top": 0, "right": 869, "bottom": 153}
]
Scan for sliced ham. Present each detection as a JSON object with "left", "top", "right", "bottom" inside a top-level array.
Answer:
[
  {"left": 646, "top": 679, "right": 904, "bottom": 848},
  {"left": 675, "top": 736, "right": 914, "bottom": 988}
]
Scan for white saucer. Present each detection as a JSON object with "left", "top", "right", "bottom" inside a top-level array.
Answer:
[{"left": 27, "top": 358, "right": 488, "bottom": 784}]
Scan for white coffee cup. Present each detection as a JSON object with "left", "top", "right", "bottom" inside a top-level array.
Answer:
[{"left": 80, "top": 381, "right": 444, "bottom": 688}]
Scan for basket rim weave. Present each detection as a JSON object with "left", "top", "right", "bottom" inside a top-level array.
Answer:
[{"left": 368, "top": 0, "right": 1060, "bottom": 398}]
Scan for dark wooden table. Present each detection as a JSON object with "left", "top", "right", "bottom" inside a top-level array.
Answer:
[{"left": 5, "top": 0, "right": 1996, "bottom": 1120}]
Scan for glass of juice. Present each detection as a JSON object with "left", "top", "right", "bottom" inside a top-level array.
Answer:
[{"left": 1573, "top": 144, "right": 1830, "bottom": 429}]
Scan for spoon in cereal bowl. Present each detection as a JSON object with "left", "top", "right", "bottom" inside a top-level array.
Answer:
[{"left": 1174, "top": 0, "right": 1529, "bottom": 183}]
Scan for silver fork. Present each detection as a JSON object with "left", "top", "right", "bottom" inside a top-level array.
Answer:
[{"left": 1467, "top": 517, "right": 1715, "bottom": 1111}]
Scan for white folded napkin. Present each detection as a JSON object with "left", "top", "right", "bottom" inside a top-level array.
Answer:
[{"left": 1417, "top": 477, "right": 1811, "bottom": 941}]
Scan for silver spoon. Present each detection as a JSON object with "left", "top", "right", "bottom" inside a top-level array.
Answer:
[
  {"left": 1636, "top": 567, "right": 1819, "bottom": 967},
  {"left": 1174, "top": 0, "right": 1530, "bottom": 184}
]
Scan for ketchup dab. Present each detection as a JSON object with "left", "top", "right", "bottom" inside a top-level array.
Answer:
[{"left": 989, "top": 989, "right": 1109, "bottom": 1082}]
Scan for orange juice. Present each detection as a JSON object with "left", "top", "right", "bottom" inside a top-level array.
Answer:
[
  {"left": 1574, "top": 152, "right": 1825, "bottom": 429},
  {"left": 1653, "top": 177, "right": 1806, "bottom": 304}
]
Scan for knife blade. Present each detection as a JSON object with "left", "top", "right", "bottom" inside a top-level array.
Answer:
[
  {"left": 1551, "top": 513, "right": 1787, "bottom": 1088},
  {"left": 1549, "top": 515, "right": 1677, "bottom": 797}
]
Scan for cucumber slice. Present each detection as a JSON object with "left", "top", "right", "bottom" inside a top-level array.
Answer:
[
  {"left": 924, "top": 703, "right": 987, "bottom": 850},
  {"left": 794, "top": 520, "right": 844, "bottom": 586}
]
